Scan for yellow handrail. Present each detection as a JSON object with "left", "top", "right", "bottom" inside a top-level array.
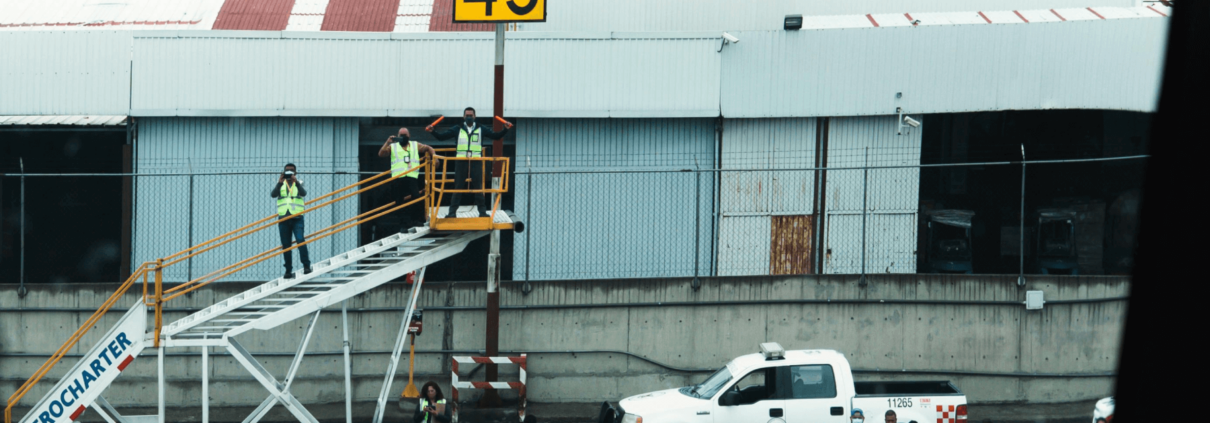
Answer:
[
  {"left": 4, "top": 164, "right": 422, "bottom": 423},
  {"left": 4, "top": 155, "right": 513, "bottom": 423}
]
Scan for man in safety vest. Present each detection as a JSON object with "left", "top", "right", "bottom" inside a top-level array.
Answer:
[
  {"left": 426, "top": 107, "right": 512, "bottom": 218},
  {"left": 270, "top": 163, "right": 312, "bottom": 279},
  {"left": 378, "top": 128, "right": 436, "bottom": 235}
]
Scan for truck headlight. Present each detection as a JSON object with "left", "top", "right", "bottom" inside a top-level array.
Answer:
[{"left": 621, "top": 413, "right": 643, "bottom": 423}]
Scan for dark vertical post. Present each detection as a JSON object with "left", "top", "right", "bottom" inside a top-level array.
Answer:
[
  {"left": 188, "top": 173, "right": 194, "bottom": 282},
  {"left": 1019, "top": 144, "right": 1026, "bottom": 286},
  {"left": 525, "top": 173, "right": 531, "bottom": 282},
  {"left": 19, "top": 158, "right": 26, "bottom": 298},
  {"left": 120, "top": 143, "right": 133, "bottom": 281},
  {"left": 859, "top": 148, "right": 868, "bottom": 286},
  {"left": 481, "top": 21, "right": 506, "bottom": 408},
  {"left": 692, "top": 171, "right": 701, "bottom": 290}
]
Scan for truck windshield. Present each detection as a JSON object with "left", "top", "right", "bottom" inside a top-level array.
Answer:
[{"left": 683, "top": 366, "right": 732, "bottom": 399}]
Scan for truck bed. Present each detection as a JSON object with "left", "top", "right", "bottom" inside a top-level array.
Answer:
[{"left": 854, "top": 381, "right": 963, "bottom": 396}]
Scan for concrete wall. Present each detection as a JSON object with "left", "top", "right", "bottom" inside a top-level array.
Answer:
[{"left": 1, "top": 274, "right": 1126, "bottom": 410}]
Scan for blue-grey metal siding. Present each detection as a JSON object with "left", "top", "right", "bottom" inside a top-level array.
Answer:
[
  {"left": 0, "top": 30, "right": 132, "bottom": 115},
  {"left": 512, "top": 0, "right": 1141, "bottom": 32},
  {"left": 130, "top": 31, "right": 495, "bottom": 117},
  {"left": 512, "top": 118, "right": 716, "bottom": 280},
  {"left": 721, "top": 17, "right": 1167, "bottom": 117},
  {"left": 505, "top": 34, "right": 722, "bottom": 118},
  {"left": 133, "top": 117, "right": 359, "bottom": 282},
  {"left": 822, "top": 115, "right": 921, "bottom": 274},
  {"left": 717, "top": 118, "right": 818, "bottom": 276}
]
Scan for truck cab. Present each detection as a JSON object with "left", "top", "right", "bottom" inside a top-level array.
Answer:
[{"left": 600, "top": 343, "right": 967, "bottom": 423}]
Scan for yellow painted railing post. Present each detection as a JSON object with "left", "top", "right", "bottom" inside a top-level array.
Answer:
[{"left": 154, "top": 259, "right": 163, "bottom": 348}]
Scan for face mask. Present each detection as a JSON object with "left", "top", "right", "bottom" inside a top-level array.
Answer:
[
  {"left": 852, "top": 419, "right": 863, "bottom": 423},
  {"left": 465, "top": 116, "right": 475, "bottom": 126}
]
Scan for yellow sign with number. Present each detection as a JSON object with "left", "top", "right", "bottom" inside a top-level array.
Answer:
[{"left": 453, "top": 0, "right": 546, "bottom": 22}]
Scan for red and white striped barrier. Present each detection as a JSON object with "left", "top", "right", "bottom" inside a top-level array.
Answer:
[{"left": 451, "top": 354, "right": 527, "bottom": 420}]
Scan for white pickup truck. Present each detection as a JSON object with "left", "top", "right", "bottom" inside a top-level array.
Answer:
[{"left": 600, "top": 343, "right": 967, "bottom": 423}]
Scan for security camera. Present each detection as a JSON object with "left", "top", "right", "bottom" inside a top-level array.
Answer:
[
  {"left": 722, "top": 32, "right": 739, "bottom": 44},
  {"left": 903, "top": 116, "right": 921, "bottom": 128}
]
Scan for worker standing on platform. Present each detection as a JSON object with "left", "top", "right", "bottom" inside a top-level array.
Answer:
[
  {"left": 271, "top": 163, "right": 311, "bottom": 279},
  {"left": 426, "top": 107, "right": 512, "bottom": 218},
  {"left": 379, "top": 128, "right": 435, "bottom": 234}
]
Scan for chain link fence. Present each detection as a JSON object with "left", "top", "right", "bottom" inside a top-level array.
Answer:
[
  {"left": 0, "top": 155, "right": 1147, "bottom": 286},
  {"left": 509, "top": 155, "right": 1148, "bottom": 281}
]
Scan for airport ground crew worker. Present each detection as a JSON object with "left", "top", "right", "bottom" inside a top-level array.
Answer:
[
  {"left": 271, "top": 163, "right": 311, "bottom": 279},
  {"left": 413, "top": 382, "right": 451, "bottom": 423},
  {"left": 426, "top": 107, "right": 512, "bottom": 218},
  {"left": 378, "top": 128, "right": 435, "bottom": 233}
]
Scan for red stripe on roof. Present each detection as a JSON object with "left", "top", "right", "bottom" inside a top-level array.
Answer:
[
  {"left": 1086, "top": 7, "right": 1105, "bottom": 19},
  {"left": 321, "top": 0, "right": 400, "bottom": 31},
  {"left": 1146, "top": 6, "right": 1167, "bottom": 17},
  {"left": 429, "top": 0, "right": 493, "bottom": 31},
  {"left": 1013, "top": 10, "right": 1029, "bottom": 23},
  {"left": 865, "top": 14, "right": 879, "bottom": 27},
  {"left": 212, "top": 0, "right": 295, "bottom": 30},
  {"left": 1050, "top": 9, "right": 1066, "bottom": 21},
  {"left": 978, "top": 11, "right": 992, "bottom": 23}
]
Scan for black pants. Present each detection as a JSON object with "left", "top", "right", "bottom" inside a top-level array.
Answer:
[
  {"left": 447, "top": 160, "right": 487, "bottom": 217},
  {"left": 390, "top": 176, "right": 425, "bottom": 231},
  {"left": 278, "top": 215, "right": 310, "bottom": 271}
]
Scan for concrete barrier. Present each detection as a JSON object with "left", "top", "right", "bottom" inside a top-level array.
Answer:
[{"left": 1, "top": 274, "right": 1126, "bottom": 410}]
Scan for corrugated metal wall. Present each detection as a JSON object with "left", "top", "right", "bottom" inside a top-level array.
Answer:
[
  {"left": 513, "top": 0, "right": 1140, "bottom": 31},
  {"left": 133, "top": 117, "right": 359, "bottom": 282},
  {"left": 505, "top": 34, "right": 722, "bottom": 118},
  {"left": 0, "top": 30, "right": 131, "bottom": 115},
  {"left": 718, "top": 118, "right": 817, "bottom": 276},
  {"left": 512, "top": 118, "right": 716, "bottom": 281},
  {"left": 722, "top": 18, "right": 1167, "bottom": 117},
  {"left": 822, "top": 115, "right": 921, "bottom": 274},
  {"left": 130, "top": 31, "right": 495, "bottom": 116},
  {"left": 4, "top": 18, "right": 1165, "bottom": 117}
]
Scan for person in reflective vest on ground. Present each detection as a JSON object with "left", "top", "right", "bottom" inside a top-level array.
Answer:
[
  {"left": 413, "top": 381, "right": 451, "bottom": 423},
  {"left": 426, "top": 106, "right": 512, "bottom": 218},
  {"left": 378, "top": 127, "right": 435, "bottom": 235},
  {"left": 270, "top": 163, "right": 311, "bottom": 279}
]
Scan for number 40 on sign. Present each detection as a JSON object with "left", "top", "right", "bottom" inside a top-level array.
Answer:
[{"left": 453, "top": 0, "right": 547, "bottom": 22}]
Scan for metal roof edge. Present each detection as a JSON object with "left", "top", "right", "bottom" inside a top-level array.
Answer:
[
  {"left": 506, "top": 110, "right": 611, "bottom": 118},
  {"left": 610, "top": 31, "right": 723, "bottom": 40},
  {"left": 505, "top": 31, "right": 722, "bottom": 40},
  {"left": 505, "top": 31, "right": 612, "bottom": 40},
  {"left": 282, "top": 31, "right": 392, "bottom": 40},
  {"left": 130, "top": 109, "right": 390, "bottom": 117},
  {"left": 610, "top": 110, "right": 719, "bottom": 118},
  {"left": 390, "top": 32, "right": 496, "bottom": 41}
]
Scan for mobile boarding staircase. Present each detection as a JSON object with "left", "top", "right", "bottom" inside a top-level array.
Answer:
[{"left": 6, "top": 155, "right": 519, "bottom": 423}]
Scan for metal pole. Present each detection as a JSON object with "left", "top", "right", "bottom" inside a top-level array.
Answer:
[
  {"left": 158, "top": 345, "right": 165, "bottom": 423},
  {"left": 692, "top": 171, "right": 701, "bottom": 290},
  {"left": 859, "top": 148, "right": 868, "bottom": 286},
  {"left": 19, "top": 158, "right": 25, "bottom": 298},
  {"left": 482, "top": 20, "right": 506, "bottom": 408},
  {"left": 202, "top": 346, "right": 209, "bottom": 423},
  {"left": 342, "top": 300, "right": 352, "bottom": 423},
  {"left": 525, "top": 173, "right": 531, "bottom": 282},
  {"left": 1019, "top": 144, "right": 1026, "bottom": 286},
  {"left": 188, "top": 173, "right": 194, "bottom": 282}
]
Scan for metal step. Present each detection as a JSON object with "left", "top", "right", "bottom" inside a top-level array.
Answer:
[{"left": 163, "top": 229, "right": 488, "bottom": 340}]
